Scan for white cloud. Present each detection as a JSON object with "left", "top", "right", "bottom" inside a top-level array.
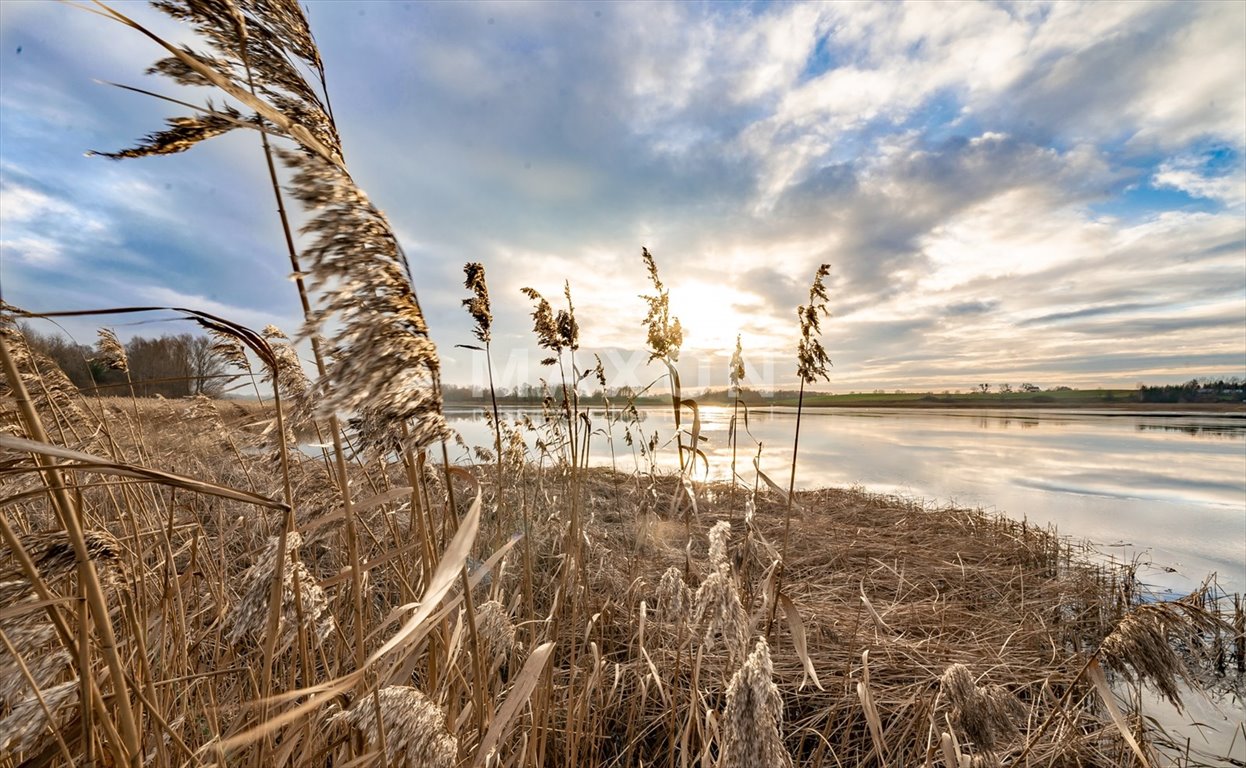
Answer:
[
  {"left": 1, "top": 180, "right": 76, "bottom": 225},
  {"left": 0, "top": 235, "right": 64, "bottom": 266},
  {"left": 1153, "top": 157, "right": 1246, "bottom": 208}
]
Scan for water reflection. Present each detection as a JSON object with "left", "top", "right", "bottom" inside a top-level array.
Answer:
[
  {"left": 1136, "top": 422, "right": 1246, "bottom": 438},
  {"left": 445, "top": 406, "right": 1246, "bottom": 594}
]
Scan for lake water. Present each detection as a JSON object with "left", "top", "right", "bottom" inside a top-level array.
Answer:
[{"left": 445, "top": 405, "right": 1246, "bottom": 596}]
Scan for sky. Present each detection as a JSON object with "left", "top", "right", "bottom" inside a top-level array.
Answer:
[{"left": 1, "top": 0, "right": 1244, "bottom": 394}]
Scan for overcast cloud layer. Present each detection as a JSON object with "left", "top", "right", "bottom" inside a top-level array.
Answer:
[{"left": 1, "top": 0, "right": 1243, "bottom": 393}]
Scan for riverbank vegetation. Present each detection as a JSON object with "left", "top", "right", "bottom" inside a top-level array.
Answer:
[
  {"left": 440, "top": 384, "right": 1246, "bottom": 410},
  {"left": 2, "top": 2, "right": 1243, "bottom": 767}
]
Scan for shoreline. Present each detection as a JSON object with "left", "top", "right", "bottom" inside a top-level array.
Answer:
[{"left": 442, "top": 399, "right": 1246, "bottom": 415}]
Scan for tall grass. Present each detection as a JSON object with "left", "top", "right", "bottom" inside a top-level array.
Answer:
[{"left": 1, "top": 3, "right": 1242, "bottom": 767}]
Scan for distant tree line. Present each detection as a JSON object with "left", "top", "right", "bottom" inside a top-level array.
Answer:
[
  {"left": 19, "top": 324, "right": 229, "bottom": 398},
  {"left": 441, "top": 383, "right": 790, "bottom": 406},
  {"left": 1138, "top": 377, "right": 1246, "bottom": 403}
]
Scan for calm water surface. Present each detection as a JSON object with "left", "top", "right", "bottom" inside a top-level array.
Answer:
[{"left": 446, "top": 406, "right": 1246, "bottom": 595}]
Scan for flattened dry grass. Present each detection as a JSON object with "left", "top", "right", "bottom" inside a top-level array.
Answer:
[
  {"left": 548, "top": 469, "right": 1131, "bottom": 766},
  {"left": 3, "top": 372, "right": 1240, "bottom": 767}
]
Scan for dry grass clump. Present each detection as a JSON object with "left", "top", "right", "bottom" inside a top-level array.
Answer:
[
  {"left": 5, "top": 348, "right": 1241, "bottom": 767},
  {"left": 325, "top": 686, "right": 458, "bottom": 767}
]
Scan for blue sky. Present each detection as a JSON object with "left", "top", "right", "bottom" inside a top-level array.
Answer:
[{"left": 1, "top": 0, "right": 1243, "bottom": 393}]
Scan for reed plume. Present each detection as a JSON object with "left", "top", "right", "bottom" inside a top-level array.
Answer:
[
  {"left": 97, "top": 0, "right": 451, "bottom": 456},
  {"left": 0, "top": 309, "right": 91, "bottom": 433},
  {"left": 462, "top": 262, "right": 492, "bottom": 344},
  {"left": 771, "top": 264, "right": 832, "bottom": 635},
  {"left": 796, "top": 264, "right": 832, "bottom": 385},
  {"left": 728, "top": 334, "right": 746, "bottom": 500},
  {"left": 719, "top": 637, "right": 792, "bottom": 768},
  {"left": 1096, "top": 592, "right": 1225, "bottom": 708},
  {"left": 1, "top": 529, "right": 129, "bottom": 758},
  {"left": 92, "top": 328, "right": 128, "bottom": 373},
  {"left": 694, "top": 521, "right": 748, "bottom": 662},
  {"left": 520, "top": 287, "right": 562, "bottom": 367},
  {"left": 461, "top": 262, "right": 505, "bottom": 495},
  {"left": 0, "top": 679, "right": 79, "bottom": 756},
  {"left": 729, "top": 335, "right": 745, "bottom": 393},
  {"left": 226, "top": 532, "right": 335, "bottom": 656},
  {"left": 656, "top": 566, "right": 692, "bottom": 625},
  {"left": 638, "top": 248, "right": 687, "bottom": 472},
  {"left": 520, "top": 286, "right": 578, "bottom": 365},
  {"left": 639, "top": 247, "right": 682, "bottom": 364},
  {"left": 472, "top": 599, "right": 518, "bottom": 665},
  {"left": 326, "top": 686, "right": 457, "bottom": 768},
  {"left": 209, "top": 328, "right": 252, "bottom": 374},
  {"left": 939, "top": 663, "right": 1022, "bottom": 752}
]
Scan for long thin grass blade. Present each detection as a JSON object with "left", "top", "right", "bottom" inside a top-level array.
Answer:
[
  {"left": 1087, "top": 657, "right": 1154, "bottom": 768},
  {"left": 0, "top": 434, "right": 286, "bottom": 510},
  {"left": 470, "top": 641, "right": 555, "bottom": 768},
  {"left": 778, "top": 593, "right": 823, "bottom": 690}
]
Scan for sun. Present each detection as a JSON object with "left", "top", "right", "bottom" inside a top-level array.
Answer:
[{"left": 669, "top": 280, "right": 761, "bottom": 354}]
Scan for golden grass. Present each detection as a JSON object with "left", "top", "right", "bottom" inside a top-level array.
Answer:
[{"left": 7, "top": 327, "right": 1246, "bottom": 768}]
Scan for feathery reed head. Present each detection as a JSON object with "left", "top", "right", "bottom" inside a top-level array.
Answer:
[
  {"left": 109, "top": 0, "right": 451, "bottom": 456},
  {"left": 796, "top": 264, "right": 832, "bottom": 384},
  {"left": 694, "top": 522, "right": 748, "bottom": 662},
  {"left": 640, "top": 247, "right": 683, "bottom": 363},
  {"left": 1096, "top": 594, "right": 1225, "bottom": 709},
  {"left": 520, "top": 287, "right": 563, "bottom": 365},
  {"left": 282, "top": 147, "right": 451, "bottom": 454},
  {"left": 462, "top": 262, "right": 492, "bottom": 344},
  {"left": 719, "top": 637, "right": 793, "bottom": 768},
  {"left": 939, "top": 663, "right": 1021, "bottom": 752},
  {"left": 473, "top": 599, "right": 517, "bottom": 663},
  {"left": 0, "top": 312, "right": 91, "bottom": 428},
  {"left": 656, "top": 566, "right": 692, "bottom": 624},
  {"left": 93, "top": 327, "right": 129, "bottom": 372},
  {"left": 260, "top": 325, "right": 310, "bottom": 405},
  {"left": 729, "top": 334, "right": 745, "bottom": 390},
  {"left": 226, "top": 533, "right": 335, "bottom": 656},
  {"left": 209, "top": 327, "right": 252, "bottom": 373},
  {"left": 559, "top": 280, "right": 580, "bottom": 352},
  {"left": 0, "top": 680, "right": 79, "bottom": 756},
  {"left": 327, "top": 686, "right": 457, "bottom": 768},
  {"left": 707, "top": 520, "right": 731, "bottom": 568}
]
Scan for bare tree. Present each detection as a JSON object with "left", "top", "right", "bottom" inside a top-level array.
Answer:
[{"left": 185, "top": 335, "right": 227, "bottom": 396}]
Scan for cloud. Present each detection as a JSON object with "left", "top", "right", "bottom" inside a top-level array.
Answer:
[
  {"left": 0, "top": 0, "right": 1241, "bottom": 391},
  {"left": 1153, "top": 151, "right": 1246, "bottom": 208}
]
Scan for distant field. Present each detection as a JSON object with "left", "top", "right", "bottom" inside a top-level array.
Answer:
[{"left": 786, "top": 389, "right": 1246, "bottom": 411}]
